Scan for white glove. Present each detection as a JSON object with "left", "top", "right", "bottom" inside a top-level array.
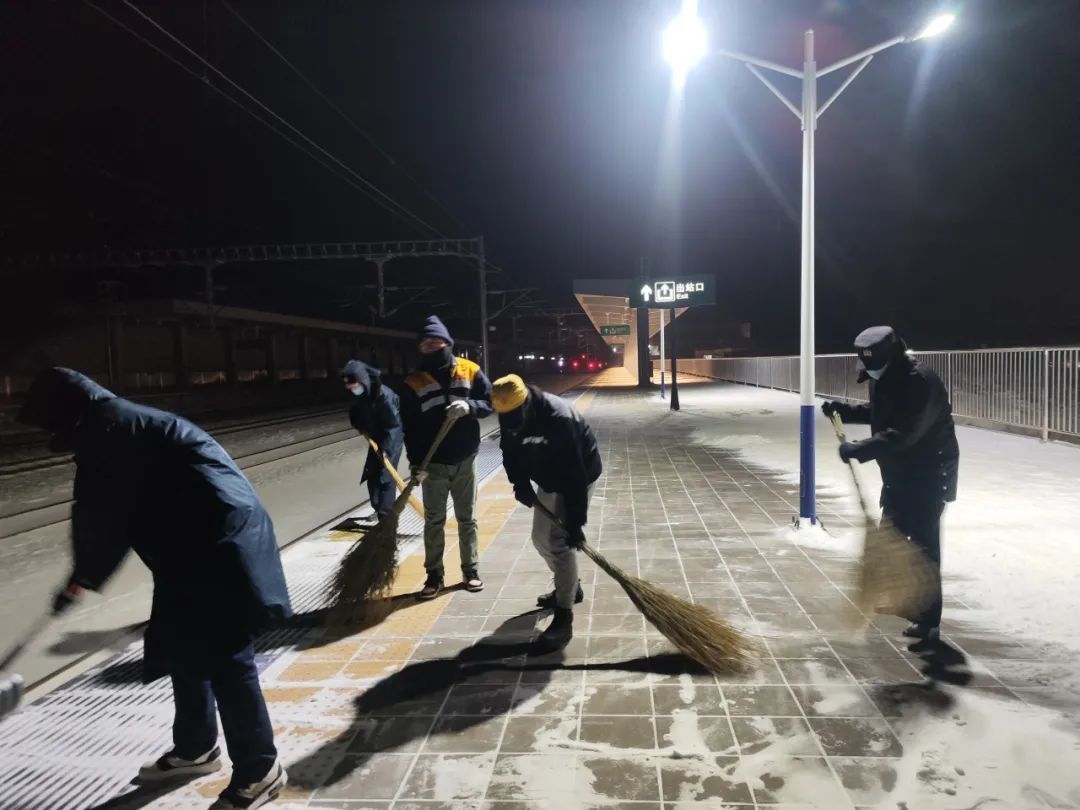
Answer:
[
  {"left": 0, "top": 673, "right": 24, "bottom": 721},
  {"left": 446, "top": 400, "right": 471, "bottom": 421}
]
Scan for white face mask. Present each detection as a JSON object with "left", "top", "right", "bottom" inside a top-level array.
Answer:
[{"left": 866, "top": 364, "right": 888, "bottom": 380}]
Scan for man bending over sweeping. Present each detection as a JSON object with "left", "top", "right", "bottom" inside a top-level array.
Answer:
[
  {"left": 341, "top": 359, "right": 403, "bottom": 521},
  {"left": 492, "top": 374, "right": 603, "bottom": 652},
  {"left": 17, "top": 368, "right": 291, "bottom": 810},
  {"left": 822, "top": 326, "right": 959, "bottom": 646}
]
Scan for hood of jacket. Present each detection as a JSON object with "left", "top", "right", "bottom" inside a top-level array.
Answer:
[
  {"left": 17, "top": 367, "right": 116, "bottom": 434},
  {"left": 341, "top": 359, "right": 383, "bottom": 394}
]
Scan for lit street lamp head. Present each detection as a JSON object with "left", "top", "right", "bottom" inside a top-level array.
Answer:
[
  {"left": 662, "top": 4, "right": 707, "bottom": 87},
  {"left": 914, "top": 12, "right": 956, "bottom": 41}
]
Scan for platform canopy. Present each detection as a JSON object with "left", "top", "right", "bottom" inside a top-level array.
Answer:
[{"left": 572, "top": 278, "right": 687, "bottom": 350}]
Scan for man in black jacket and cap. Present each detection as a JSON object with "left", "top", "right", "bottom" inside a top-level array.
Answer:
[
  {"left": 400, "top": 316, "right": 493, "bottom": 600},
  {"left": 822, "top": 327, "right": 959, "bottom": 644},
  {"left": 341, "top": 359, "right": 403, "bottom": 520},
  {"left": 492, "top": 374, "right": 603, "bottom": 652},
  {"left": 17, "top": 368, "right": 292, "bottom": 810}
]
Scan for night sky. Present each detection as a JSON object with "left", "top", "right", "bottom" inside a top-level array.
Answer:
[{"left": 3, "top": 0, "right": 1079, "bottom": 355}]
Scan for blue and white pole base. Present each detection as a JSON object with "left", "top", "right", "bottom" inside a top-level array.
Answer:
[{"left": 798, "top": 404, "right": 816, "bottom": 525}]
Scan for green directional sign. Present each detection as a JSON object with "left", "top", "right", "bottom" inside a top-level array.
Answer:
[{"left": 600, "top": 324, "right": 631, "bottom": 337}]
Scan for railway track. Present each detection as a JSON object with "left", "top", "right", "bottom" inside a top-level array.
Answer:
[
  {"left": 0, "top": 407, "right": 355, "bottom": 538},
  {"left": 0, "top": 405, "right": 346, "bottom": 477}
]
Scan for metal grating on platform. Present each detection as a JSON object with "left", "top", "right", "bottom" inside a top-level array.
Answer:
[{"left": 0, "top": 435, "right": 508, "bottom": 810}]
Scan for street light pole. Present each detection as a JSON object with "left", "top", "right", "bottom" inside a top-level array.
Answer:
[
  {"left": 662, "top": 6, "right": 955, "bottom": 526},
  {"left": 798, "top": 29, "right": 817, "bottom": 524}
]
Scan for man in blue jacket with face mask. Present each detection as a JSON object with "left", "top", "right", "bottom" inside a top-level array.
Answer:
[{"left": 341, "top": 359, "right": 403, "bottom": 520}]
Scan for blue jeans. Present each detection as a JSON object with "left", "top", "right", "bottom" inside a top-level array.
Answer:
[
  {"left": 366, "top": 448, "right": 402, "bottom": 518},
  {"left": 171, "top": 631, "right": 277, "bottom": 785},
  {"left": 369, "top": 474, "right": 398, "bottom": 518}
]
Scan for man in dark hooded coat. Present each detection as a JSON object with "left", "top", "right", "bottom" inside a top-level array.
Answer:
[
  {"left": 340, "top": 359, "right": 403, "bottom": 519},
  {"left": 17, "top": 368, "right": 291, "bottom": 809},
  {"left": 822, "top": 327, "right": 959, "bottom": 644}
]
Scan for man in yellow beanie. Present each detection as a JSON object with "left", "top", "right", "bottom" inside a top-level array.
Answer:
[{"left": 492, "top": 374, "right": 602, "bottom": 652}]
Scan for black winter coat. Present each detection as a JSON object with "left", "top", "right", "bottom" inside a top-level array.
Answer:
[
  {"left": 499, "top": 386, "right": 603, "bottom": 530},
  {"left": 18, "top": 369, "right": 292, "bottom": 681},
  {"left": 342, "top": 360, "right": 404, "bottom": 483},
  {"left": 836, "top": 353, "right": 959, "bottom": 503}
]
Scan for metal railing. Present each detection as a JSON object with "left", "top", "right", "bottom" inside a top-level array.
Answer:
[{"left": 656, "top": 346, "right": 1080, "bottom": 442}]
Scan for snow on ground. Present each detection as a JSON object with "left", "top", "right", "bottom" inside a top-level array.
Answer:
[{"left": 679, "top": 381, "right": 1080, "bottom": 698}]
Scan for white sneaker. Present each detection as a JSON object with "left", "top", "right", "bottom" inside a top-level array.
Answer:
[
  {"left": 136, "top": 745, "right": 222, "bottom": 783},
  {"left": 211, "top": 761, "right": 287, "bottom": 809}
]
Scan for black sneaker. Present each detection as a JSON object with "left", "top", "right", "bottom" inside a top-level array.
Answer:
[
  {"left": 136, "top": 745, "right": 222, "bottom": 783},
  {"left": 210, "top": 761, "right": 287, "bottom": 809},
  {"left": 418, "top": 576, "right": 444, "bottom": 600},
  {"left": 462, "top": 569, "right": 485, "bottom": 592},
  {"left": 537, "top": 583, "right": 584, "bottom": 609}
]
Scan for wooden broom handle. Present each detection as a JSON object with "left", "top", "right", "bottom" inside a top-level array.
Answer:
[
  {"left": 364, "top": 435, "right": 424, "bottom": 517},
  {"left": 829, "top": 410, "right": 848, "bottom": 443},
  {"left": 532, "top": 499, "right": 597, "bottom": 558},
  {"left": 830, "top": 411, "right": 873, "bottom": 515}
]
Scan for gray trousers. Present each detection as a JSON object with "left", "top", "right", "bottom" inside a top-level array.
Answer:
[
  {"left": 533, "top": 484, "right": 596, "bottom": 610},
  {"left": 422, "top": 455, "right": 479, "bottom": 579}
]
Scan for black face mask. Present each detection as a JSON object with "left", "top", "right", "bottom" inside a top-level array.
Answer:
[{"left": 420, "top": 346, "right": 453, "bottom": 371}]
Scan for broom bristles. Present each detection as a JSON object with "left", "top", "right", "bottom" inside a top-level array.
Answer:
[
  {"left": 326, "top": 478, "right": 420, "bottom": 625},
  {"left": 581, "top": 545, "right": 758, "bottom": 673},
  {"left": 827, "top": 413, "right": 935, "bottom": 629},
  {"left": 327, "top": 516, "right": 401, "bottom": 625},
  {"left": 852, "top": 515, "right": 935, "bottom": 626}
]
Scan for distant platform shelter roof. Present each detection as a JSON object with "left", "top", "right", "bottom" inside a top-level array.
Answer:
[{"left": 572, "top": 279, "right": 687, "bottom": 347}]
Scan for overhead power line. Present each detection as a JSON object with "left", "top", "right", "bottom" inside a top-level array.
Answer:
[
  {"left": 220, "top": 0, "right": 464, "bottom": 235},
  {"left": 86, "top": 2, "right": 529, "bottom": 304},
  {"left": 89, "top": 0, "right": 445, "bottom": 238}
]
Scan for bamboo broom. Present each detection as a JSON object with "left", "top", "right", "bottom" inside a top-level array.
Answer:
[
  {"left": 829, "top": 412, "right": 934, "bottom": 626},
  {"left": 363, "top": 435, "right": 424, "bottom": 517},
  {"left": 327, "top": 417, "right": 455, "bottom": 624},
  {"left": 534, "top": 501, "right": 758, "bottom": 674}
]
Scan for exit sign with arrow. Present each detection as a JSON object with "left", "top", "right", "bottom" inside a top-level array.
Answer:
[{"left": 629, "top": 275, "right": 716, "bottom": 309}]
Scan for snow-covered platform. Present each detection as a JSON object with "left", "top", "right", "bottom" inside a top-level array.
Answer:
[{"left": 2, "top": 377, "right": 1078, "bottom": 809}]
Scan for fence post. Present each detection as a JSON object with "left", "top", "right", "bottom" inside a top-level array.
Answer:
[
  {"left": 946, "top": 352, "right": 953, "bottom": 404},
  {"left": 1042, "top": 349, "right": 1050, "bottom": 442}
]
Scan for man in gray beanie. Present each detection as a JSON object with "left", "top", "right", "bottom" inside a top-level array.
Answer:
[{"left": 400, "top": 316, "right": 493, "bottom": 600}]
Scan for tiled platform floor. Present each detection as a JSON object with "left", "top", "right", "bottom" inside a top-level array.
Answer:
[{"left": 7, "top": 378, "right": 1080, "bottom": 809}]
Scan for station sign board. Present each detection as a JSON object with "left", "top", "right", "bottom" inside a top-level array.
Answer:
[
  {"left": 629, "top": 275, "right": 716, "bottom": 309},
  {"left": 600, "top": 324, "right": 632, "bottom": 337}
]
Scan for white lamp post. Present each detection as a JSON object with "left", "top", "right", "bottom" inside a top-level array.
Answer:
[{"left": 662, "top": 5, "right": 955, "bottom": 525}]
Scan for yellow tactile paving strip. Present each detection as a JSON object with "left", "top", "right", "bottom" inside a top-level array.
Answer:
[
  {"left": 186, "top": 468, "right": 522, "bottom": 803},
  {"left": 189, "top": 391, "right": 597, "bottom": 804}
]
